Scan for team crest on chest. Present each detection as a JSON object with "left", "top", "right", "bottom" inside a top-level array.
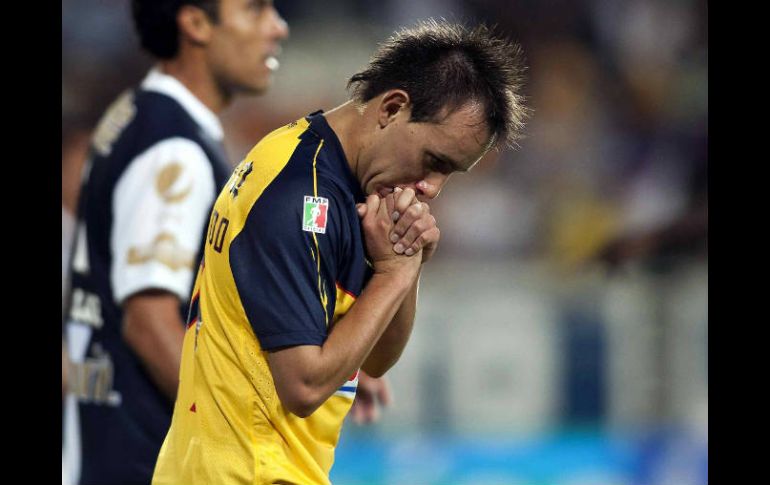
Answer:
[
  {"left": 229, "top": 161, "right": 253, "bottom": 199},
  {"left": 303, "top": 196, "right": 329, "bottom": 234}
]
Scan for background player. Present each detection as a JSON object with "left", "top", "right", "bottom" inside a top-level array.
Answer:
[{"left": 63, "top": 1, "right": 288, "bottom": 484}]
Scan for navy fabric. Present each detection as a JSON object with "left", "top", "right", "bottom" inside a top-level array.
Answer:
[{"left": 230, "top": 112, "right": 371, "bottom": 351}]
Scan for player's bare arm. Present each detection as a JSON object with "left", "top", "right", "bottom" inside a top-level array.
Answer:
[
  {"left": 267, "top": 193, "right": 422, "bottom": 417},
  {"left": 360, "top": 187, "right": 440, "bottom": 376},
  {"left": 122, "top": 289, "right": 185, "bottom": 401}
]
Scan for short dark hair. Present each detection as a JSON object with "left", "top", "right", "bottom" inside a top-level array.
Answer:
[
  {"left": 348, "top": 19, "right": 529, "bottom": 148},
  {"left": 132, "top": 0, "right": 219, "bottom": 59}
]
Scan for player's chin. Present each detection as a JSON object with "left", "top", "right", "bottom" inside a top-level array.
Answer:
[
  {"left": 245, "top": 81, "right": 271, "bottom": 95},
  {"left": 239, "top": 75, "right": 272, "bottom": 95}
]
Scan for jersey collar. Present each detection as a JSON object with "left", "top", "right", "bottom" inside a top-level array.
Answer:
[
  {"left": 306, "top": 110, "right": 366, "bottom": 203},
  {"left": 140, "top": 67, "right": 224, "bottom": 141}
]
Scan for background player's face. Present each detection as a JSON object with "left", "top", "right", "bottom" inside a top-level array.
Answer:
[
  {"left": 362, "top": 101, "right": 492, "bottom": 202},
  {"left": 206, "top": 0, "right": 289, "bottom": 96}
]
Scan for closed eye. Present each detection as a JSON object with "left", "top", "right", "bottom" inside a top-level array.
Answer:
[{"left": 428, "top": 155, "right": 454, "bottom": 175}]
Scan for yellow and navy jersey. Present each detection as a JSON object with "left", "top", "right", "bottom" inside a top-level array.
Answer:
[{"left": 152, "top": 112, "right": 371, "bottom": 485}]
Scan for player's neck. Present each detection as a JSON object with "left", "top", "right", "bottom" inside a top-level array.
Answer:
[
  {"left": 159, "top": 58, "right": 230, "bottom": 115},
  {"left": 324, "top": 101, "right": 367, "bottom": 186}
]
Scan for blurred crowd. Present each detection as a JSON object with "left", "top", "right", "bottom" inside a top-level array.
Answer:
[{"left": 63, "top": 0, "right": 707, "bottom": 271}]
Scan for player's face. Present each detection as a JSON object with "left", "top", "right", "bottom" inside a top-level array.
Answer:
[
  {"left": 206, "top": 0, "right": 289, "bottom": 96},
  {"left": 362, "top": 102, "right": 492, "bottom": 202}
]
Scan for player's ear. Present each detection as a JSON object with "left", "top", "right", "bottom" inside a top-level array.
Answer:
[
  {"left": 177, "top": 5, "right": 215, "bottom": 47},
  {"left": 377, "top": 90, "right": 411, "bottom": 128}
]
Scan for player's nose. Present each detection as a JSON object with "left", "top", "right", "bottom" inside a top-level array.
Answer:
[
  {"left": 271, "top": 9, "right": 289, "bottom": 40},
  {"left": 416, "top": 174, "right": 449, "bottom": 200}
]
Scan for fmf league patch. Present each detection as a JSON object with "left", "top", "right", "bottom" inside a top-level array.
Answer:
[{"left": 303, "top": 196, "right": 329, "bottom": 234}]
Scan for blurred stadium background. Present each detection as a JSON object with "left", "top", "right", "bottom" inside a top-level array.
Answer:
[{"left": 62, "top": 1, "right": 707, "bottom": 484}]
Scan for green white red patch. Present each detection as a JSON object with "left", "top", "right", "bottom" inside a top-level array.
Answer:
[{"left": 303, "top": 196, "right": 329, "bottom": 234}]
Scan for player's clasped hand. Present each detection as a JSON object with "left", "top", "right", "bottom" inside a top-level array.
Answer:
[
  {"left": 357, "top": 187, "right": 441, "bottom": 264},
  {"left": 358, "top": 193, "right": 422, "bottom": 275},
  {"left": 386, "top": 187, "right": 440, "bottom": 263}
]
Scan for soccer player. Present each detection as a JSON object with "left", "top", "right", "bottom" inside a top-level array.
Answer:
[
  {"left": 62, "top": 1, "right": 288, "bottom": 484},
  {"left": 152, "top": 19, "right": 528, "bottom": 485}
]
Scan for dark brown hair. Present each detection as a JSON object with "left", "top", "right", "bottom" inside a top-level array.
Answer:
[
  {"left": 132, "top": 0, "right": 219, "bottom": 59},
  {"left": 348, "top": 19, "right": 529, "bottom": 148}
]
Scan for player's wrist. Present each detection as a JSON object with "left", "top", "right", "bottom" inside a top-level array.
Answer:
[{"left": 370, "top": 261, "right": 419, "bottom": 288}]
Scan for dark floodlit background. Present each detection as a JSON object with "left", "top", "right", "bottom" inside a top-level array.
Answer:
[{"left": 62, "top": 1, "right": 708, "bottom": 484}]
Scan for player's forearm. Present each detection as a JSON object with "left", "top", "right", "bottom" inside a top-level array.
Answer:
[
  {"left": 319, "top": 271, "right": 415, "bottom": 380},
  {"left": 122, "top": 292, "right": 185, "bottom": 402},
  {"left": 361, "top": 270, "right": 420, "bottom": 377},
  {"left": 123, "top": 317, "right": 184, "bottom": 401},
  {"left": 269, "top": 270, "right": 416, "bottom": 416}
]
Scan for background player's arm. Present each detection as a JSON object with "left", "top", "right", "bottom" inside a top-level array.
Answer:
[
  {"left": 122, "top": 290, "right": 185, "bottom": 401},
  {"left": 110, "top": 139, "right": 215, "bottom": 403},
  {"left": 267, "top": 194, "right": 421, "bottom": 418}
]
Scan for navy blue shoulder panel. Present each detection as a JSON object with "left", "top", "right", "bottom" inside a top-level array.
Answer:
[
  {"left": 311, "top": 145, "right": 371, "bottom": 299},
  {"left": 230, "top": 127, "right": 352, "bottom": 350},
  {"left": 305, "top": 112, "right": 371, "bottom": 298},
  {"left": 229, "top": 113, "right": 374, "bottom": 351}
]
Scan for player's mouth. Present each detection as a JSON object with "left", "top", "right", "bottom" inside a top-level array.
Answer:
[
  {"left": 265, "top": 55, "right": 280, "bottom": 71},
  {"left": 264, "top": 46, "right": 282, "bottom": 71}
]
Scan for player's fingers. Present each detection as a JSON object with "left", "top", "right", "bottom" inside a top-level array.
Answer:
[
  {"left": 392, "top": 202, "right": 428, "bottom": 239},
  {"left": 404, "top": 226, "right": 439, "bottom": 256},
  {"left": 356, "top": 203, "right": 366, "bottom": 218},
  {"left": 393, "top": 187, "right": 417, "bottom": 220},
  {"left": 376, "top": 191, "right": 391, "bottom": 222},
  {"left": 392, "top": 204, "right": 431, "bottom": 248},
  {"left": 384, "top": 192, "right": 396, "bottom": 220},
  {"left": 388, "top": 187, "right": 404, "bottom": 222},
  {"left": 359, "top": 398, "right": 375, "bottom": 423},
  {"left": 350, "top": 402, "right": 361, "bottom": 423},
  {"left": 389, "top": 187, "right": 402, "bottom": 221},
  {"left": 377, "top": 378, "right": 393, "bottom": 407},
  {"left": 367, "top": 403, "right": 379, "bottom": 423},
  {"left": 362, "top": 194, "right": 381, "bottom": 226},
  {"left": 395, "top": 215, "right": 434, "bottom": 255},
  {"left": 365, "top": 194, "right": 380, "bottom": 214}
]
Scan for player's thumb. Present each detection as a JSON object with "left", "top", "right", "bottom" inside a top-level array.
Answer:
[
  {"left": 356, "top": 203, "right": 366, "bottom": 218},
  {"left": 364, "top": 194, "right": 381, "bottom": 220}
]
